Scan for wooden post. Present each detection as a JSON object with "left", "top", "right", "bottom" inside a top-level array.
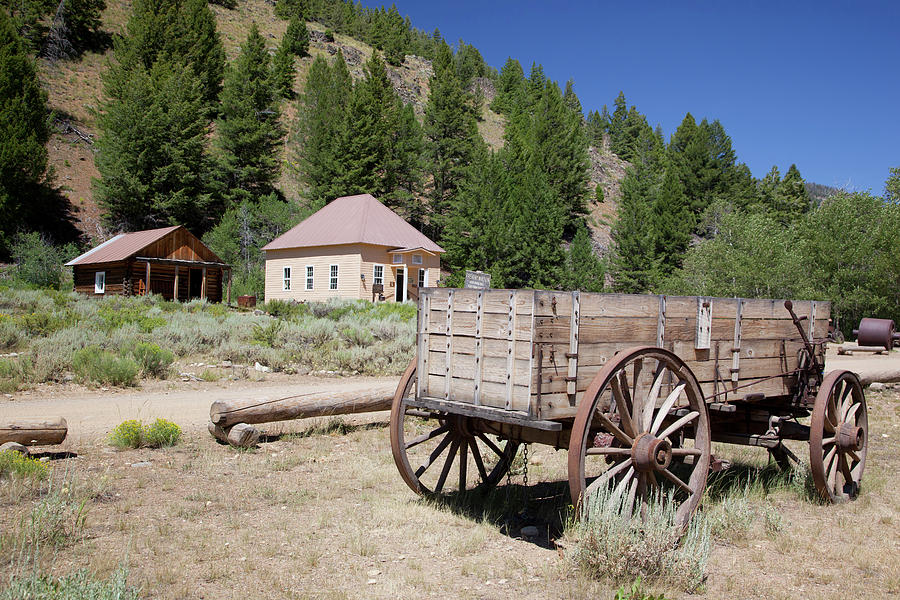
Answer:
[
  {"left": 173, "top": 265, "right": 179, "bottom": 301},
  {"left": 226, "top": 268, "right": 231, "bottom": 305},
  {"left": 145, "top": 262, "right": 151, "bottom": 295},
  {"left": 201, "top": 266, "right": 207, "bottom": 300}
]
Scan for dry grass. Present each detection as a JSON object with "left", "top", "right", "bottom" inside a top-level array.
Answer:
[{"left": 1, "top": 387, "right": 898, "bottom": 598}]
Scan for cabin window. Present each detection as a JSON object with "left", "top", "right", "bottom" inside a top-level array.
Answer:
[
  {"left": 392, "top": 254, "right": 402, "bottom": 264},
  {"left": 373, "top": 264, "right": 383, "bottom": 285},
  {"left": 283, "top": 267, "right": 291, "bottom": 291},
  {"left": 412, "top": 254, "right": 423, "bottom": 265},
  {"left": 418, "top": 268, "right": 426, "bottom": 288},
  {"left": 306, "top": 265, "right": 314, "bottom": 290},
  {"left": 330, "top": 264, "right": 338, "bottom": 290},
  {"left": 94, "top": 271, "right": 105, "bottom": 294}
]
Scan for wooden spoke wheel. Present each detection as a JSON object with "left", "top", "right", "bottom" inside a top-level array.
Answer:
[
  {"left": 390, "top": 360, "right": 520, "bottom": 496},
  {"left": 810, "top": 370, "right": 868, "bottom": 503},
  {"left": 568, "top": 346, "right": 711, "bottom": 526}
]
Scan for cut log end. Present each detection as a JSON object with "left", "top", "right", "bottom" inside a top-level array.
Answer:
[
  {"left": 0, "top": 441, "right": 29, "bottom": 455},
  {"left": 207, "top": 422, "right": 259, "bottom": 448}
]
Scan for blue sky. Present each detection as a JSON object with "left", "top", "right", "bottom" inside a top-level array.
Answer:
[{"left": 392, "top": 1, "right": 899, "bottom": 193}]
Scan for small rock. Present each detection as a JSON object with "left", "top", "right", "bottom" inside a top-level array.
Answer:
[
  {"left": 130, "top": 461, "right": 152, "bottom": 468},
  {"left": 221, "top": 360, "right": 233, "bottom": 368},
  {"left": 100, "top": 387, "right": 109, "bottom": 391},
  {"left": 4, "top": 394, "right": 12, "bottom": 399},
  {"left": 869, "top": 382, "right": 885, "bottom": 391},
  {"left": 0, "top": 441, "right": 28, "bottom": 455},
  {"left": 497, "top": 579, "right": 508, "bottom": 585},
  {"left": 254, "top": 362, "right": 271, "bottom": 373},
  {"left": 366, "top": 569, "right": 381, "bottom": 577},
  {"left": 521, "top": 526, "right": 539, "bottom": 538},
  {"left": 63, "top": 374, "right": 74, "bottom": 382},
  {"left": 366, "top": 579, "right": 377, "bottom": 585}
]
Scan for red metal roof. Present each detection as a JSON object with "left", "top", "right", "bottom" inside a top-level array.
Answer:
[
  {"left": 262, "top": 194, "right": 444, "bottom": 253},
  {"left": 65, "top": 226, "right": 182, "bottom": 266}
]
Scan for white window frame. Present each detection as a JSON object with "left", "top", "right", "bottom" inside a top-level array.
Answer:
[
  {"left": 282, "top": 266, "right": 291, "bottom": 291},
  {"left": 329, "top": 264, "right": 338, "bottom": 290},
  {"left": 373, "top": 264, "right": 384, "bottom": 286},
  {"left": 305, "top": 265, "right": 314, "bottom": 290},
  {"left": 94, "top": 271, "right": 106, "bottom": 294},
  {"left": 412, "top": 254, "right": 423, "bottom": 265},
  {"left": 418, "top": 268, "right": 427, "bottom": 288},
  {"left": 392, "top": 254, "right": 402, "bottom": 264}
]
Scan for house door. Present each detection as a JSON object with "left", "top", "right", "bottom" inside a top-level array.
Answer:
[
  {"left": 189, "top": 269, "right": 202, "bottom": 299},
  {"left": 395, "top": 267, "right": 405, "bottom": 302}
]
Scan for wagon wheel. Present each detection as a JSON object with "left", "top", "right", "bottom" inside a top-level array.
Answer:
[
  {"left": 810, "top": 370, "right": 868, "bottom": 503},
  {"left": 390, "top": 360, "right": 520, "bottom": 496},
  {"left": 568, "top": 346, "right": 712, "bottom": 527}
]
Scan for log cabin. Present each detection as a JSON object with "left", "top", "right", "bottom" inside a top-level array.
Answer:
[
  {"left": 262, "top": 194, "right": 444, "bottom": 303},
  {"left": 65, "top": 226, "right": 231, "bottom": 303}
]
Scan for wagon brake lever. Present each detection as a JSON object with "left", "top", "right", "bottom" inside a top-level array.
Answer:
[{"left": 784, "top": 300, "right": 820, "bottom": 372}]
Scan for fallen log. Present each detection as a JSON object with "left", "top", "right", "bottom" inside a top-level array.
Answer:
[
  {"left": 0, "top": 418, "right": 67, "bottom": 446},
  {"left": 857, "top": 370, "right": 900, "bottom": 386},
  {"left": 209, "top": 385, "right": 395, "bottom": 428},
  {"left": 838, "top": 345, "right": 888, "bottom": 355},
  {"left": 208, "top": 422, "right": 229, "bottom": 444},
  {"left": 227, "top": 423, "right": 260, "bottom": 448}
]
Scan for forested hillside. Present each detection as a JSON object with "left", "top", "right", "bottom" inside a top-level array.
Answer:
[{"left": 2, "top": 0, "right": 899, "bottom": 330}]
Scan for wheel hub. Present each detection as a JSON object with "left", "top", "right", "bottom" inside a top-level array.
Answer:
[
  {"left": 632, "top": 433, "right": 672, "bottom": 472},
  {"left": 837, "top": 422, "right": 865, "bottom": 453}
]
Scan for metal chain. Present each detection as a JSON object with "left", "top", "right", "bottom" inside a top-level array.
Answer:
[{"left": 522, "top": 444, "right": 529, "bottom": 489}]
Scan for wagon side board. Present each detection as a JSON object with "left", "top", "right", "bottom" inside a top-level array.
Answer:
[{"left": 416, "top": 289, "right": 829, "bottom": 423}]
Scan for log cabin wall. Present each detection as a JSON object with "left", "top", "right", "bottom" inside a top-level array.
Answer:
[
  {"left": 73, "top": 262, "right": 129, "bottom": 296},
  {"left": 140, "top": 228, "right": 220, "bottom": 262}
]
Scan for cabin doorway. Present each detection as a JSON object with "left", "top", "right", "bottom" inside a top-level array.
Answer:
[
  {"left": 189, "top": 268, "right": 202, "bottom": 299},
  {"left": 395, "top": 267, "right": 405, "bottom": 302}
]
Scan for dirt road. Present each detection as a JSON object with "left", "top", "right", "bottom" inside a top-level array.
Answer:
[
  {"left": 0, "top": 343, "right": 893, "bottom": 447},
  {"left": 0, "top": 373, "right": 398, "bottom": 445}
]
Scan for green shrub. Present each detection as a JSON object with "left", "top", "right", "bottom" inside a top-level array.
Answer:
[
  {"left": 0, "top": 315, "right": 25, "bottom": 349},
  {"left": 109, "top": 418, "right": 182, "bottom": 449},
  {"left": 614, "top": 578, "right": 669, "bottom": 600},
  {"left": 10, "top": 232, "right": 78, "bottom": 290},
  {"left": 72, "top": 347, "right": 139, "bottom": 387},
  {"left": 566, "top": 486, "right": 710, "bottom": 592},
  {"left": 109, "top": 420, "right": 143, "bottom": 449},
  {"left": 0, "top": 357, "right": 30, "bottom": 393},
  {"left": 264, "top": 299, "right": 309, "bottom": 319},
  {"left": 0, "top": 449, "right": 50, "bottom": 480},
  {"left": 143, "top": 419, "right": 181, "bottom": 448},
  {"left": 16, "top": 311, "right": 70, "bottom": 337},
  {"left": 0, "top": 568, "right": 139, "bottom": 600},
  {"left": 131, "top": 342, "right": 174, "bottom": 378},
  {"left": 97, "top": 303, "right": 165, "bottom": 333},
  {"left": 25, "top": 489, "right": 88, "bottom": 549},
  {"left": 251, "top": 319, "right": 285, "bottom": 347}
]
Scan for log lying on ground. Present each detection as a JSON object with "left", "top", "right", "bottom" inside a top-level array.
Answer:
[
  {"left": 0, "top": 417, "right": 67, "bottom": 446},
  {"left": 857, "top": 370, "right": 900, "bottom": 386},
  {"left": 837, "top": 345, "right": 888, "bottom": 355},
  {"left": 0, "top": 441, "right": 29, "bottom": 455},
  {"left": 207, "top": 422, "right": 260, "bottom": 448},
  {"left": 209, "top": 385, "right": 396, "bottom": 429}
]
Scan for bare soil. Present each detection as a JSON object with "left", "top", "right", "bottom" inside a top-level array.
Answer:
[{"left": 1, "top": 351, "right": 898, "bottom": 598}]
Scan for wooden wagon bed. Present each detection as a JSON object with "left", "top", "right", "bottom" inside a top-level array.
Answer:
[{"left": 416, "top": 289, "right": 828, "bottom": 422}]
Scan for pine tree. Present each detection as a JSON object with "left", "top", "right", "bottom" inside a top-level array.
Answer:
[
  {"left": 560, "top": 224, "right": 605, "bottom": 291},
  {"left": 274, "top": 0, "right": 307, "bottom": 20},
  {"left": 296, "top": 52, "right": 352, "bottom": 206},
  {"left": 0, "top": 9, "right": 50, "bottom": 252},
  {"left": 653, "top": 165, "right": 692, "bottom": 275},
  {"left": 423, "top": 41, "right": 482, "bottom": 239},
  {"left": 107, "top": 0, "right": 224, "bottom": 110},
  {"left": 563, "top": 79, "right": 582, "bottom": 117},
  {"left": 270, "top": 43, "right": 296, "bottom": 99},
  {"left": 608, "top": 91, "right": 628, "bottom": 154},
  {"left": 214, "top": 24, "right": 284, "bottom": 207},
  {"left": 774, "top": 164, "right": 810, "bottom": 221},
  {"left": 94, "top": 59, "right": 214, "bottom": 231},
  {"left": 382, "top": 101, "right": 424, "bottom": 224},
  {"left": 490, "top": 56, "right": 525, "bottom": 114},
  {"left": 283, "top": 14, "right": 309, "bottom": 57}
]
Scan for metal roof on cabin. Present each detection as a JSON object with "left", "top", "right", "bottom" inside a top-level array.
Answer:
[
  {"left": 261, "top": 194, "right": 444, "bottom": 253},
  {"left": 65, "top": 225, "right": 183, "bottom": 266}
]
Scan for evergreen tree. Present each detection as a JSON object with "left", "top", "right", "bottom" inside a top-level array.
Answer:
[
  {"left": 94, "top": 60, "right": 214, "bottom": 231},
  {"left": 270, "top": 43, "right": 296, "bottom": 99},
  {"left": 274, "top": 0, "right": 307, "bottom": 20},
  {"left": 107, "top": 0, "right": 224, "bottom": 110},
  {"left": 0, "top": 9, "right": 50, "bottom": 253},
  {"left": 585, "top": 109, "right": 606, "bottom": 147},
  {"left": 423, "top": 41, "right": 482, "bottom": 239},
  {"left": 1, "top": 0, "right": 55, "bottom": 52},
  {"left": 454, "top": 39, "right": 485, "bottom": 86},
  {"left": 57, "top": 0, "right": 105, "bottom": 52},
  {"left": 382, "top": 101, "right": 424, "bottom": 224},
  {"left": 560, "top": 224, "right": 605, "bottom": 291},
  {"left": 490, "top": 56, "right": 525, "bottom": 114},
  {"left": 653, "top": 165, "right": 692, "bottom": 275},
  {"left": 775, "top": 164, "right": 810, "bottom": 220},
  {"left": 282, "top": 14, "right": 309, "bottom": 56},
  {"left": 295, "top": 52, "right": 352, "bottom": 206},
  {"left": 214, "top": 24, "right": 284, "bottom": 207},
  {"left": 563, "top": 79, "right": 582, "bottom": 118},
  {"left": 607, "top": 91, "right": 628, "bottom": 154}
]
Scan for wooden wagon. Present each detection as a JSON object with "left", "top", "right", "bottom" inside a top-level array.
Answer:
[{"left": 390, "top": 288, "right": 868, "bottom": 524}]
